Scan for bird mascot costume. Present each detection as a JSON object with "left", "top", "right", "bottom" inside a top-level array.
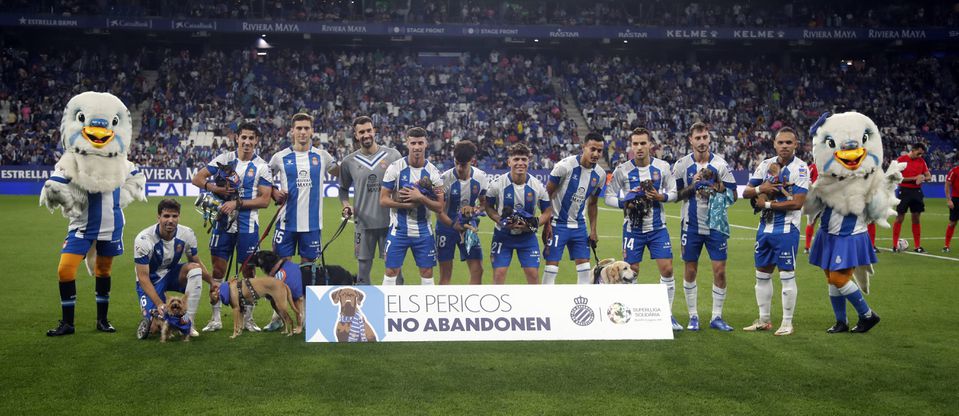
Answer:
[
  {"left": 40, "top": 91, "right": 146, "bottom": 336},
  {"left": 803, "top": 111, "right": 904, "bottom": 333}
]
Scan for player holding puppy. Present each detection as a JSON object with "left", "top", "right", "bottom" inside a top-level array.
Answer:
[
  {"left": 379, "top": 127, "right": 445, "bottom": 285},
  {"left": 605, "top": 128, "right": 681, "bottom": 330},
  {"left": 541, "top": 132, "right": 605, "bottom": 286},
  {"left": 435, "top": 140, "right": 489, "bottom": 284},
  {"left": 134, "top": 199, "right": 212, "bottom": 339},
  {"left": 485, "top": 144, "right": 552, "bottom": 284}
]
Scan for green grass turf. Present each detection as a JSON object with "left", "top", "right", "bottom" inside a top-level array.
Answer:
[{"left": 1, "top": 195, "right": 957, "bottom": 415}]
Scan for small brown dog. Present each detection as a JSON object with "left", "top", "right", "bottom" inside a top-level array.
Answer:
[
  {"left": 592, "top": 258, "right": 637, "bottom": 284},
  {"left": 150, "top": 296, "right": 192, "bottom": 343},
  {"left": 224, "top": 278, "right": 300, "bottom": 339},
  {"left": 330, "top": 287, "right": 377, "bottom": 342}
]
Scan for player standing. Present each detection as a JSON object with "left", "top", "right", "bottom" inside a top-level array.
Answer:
[
  {"left": 892, "top": 143, "right": 931, "bottom": 252},
  {"left": 605, "top": 128, "right": 681, "bottom": 330},
  {"left": 339, "top": 116, "right": 404, "bottom": 284},
  {"left": 542, "top": 132, "right": 605, "bottom": 285},
  {"left": 742, "top": 128, "right": 809, "bottom": 336},
  {"left": 672, "top": 122, "right": 738, "bottom": 331},
  {"left": 485, "top": 144, "right": 552, "bottom": 284},
  {"left": 378, "top": 127, "right": 445, "bottom": 285},
  {"left": 435, "top": 140, "right": 488, "bottom": 284}
]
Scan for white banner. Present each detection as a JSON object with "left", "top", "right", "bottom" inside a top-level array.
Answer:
[{"left": 304, "top": 285, "right": 673, "bottom": 342}]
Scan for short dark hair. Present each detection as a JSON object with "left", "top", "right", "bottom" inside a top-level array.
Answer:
[
  {"left": 689, "top": 122, "right": 709, "bottom": 136},
  {"left": 453, "top": 140, "right": 477, "bottom": 164},
  {"left": 584, "top": 132, "right": 605, "bottom": 144},
  {"left": 352, "top": 116, "right": 373, "bottom": 128},
  {"left": 291, "top": 113, "right": 314, "bottom": 124},
  {"left": 157, "top": 198, "right": 180, "bottom": 214},
  {"left": 406, "top": 127, "right": 428, "bottom": 139},
  {"left": 912, "top": 143, "right": 927, "bottom": 151},
  {"left": 630, "top": 128, "right": 651, "bottom": 141},
  {"left": 236, "top": 122, "right": 259, "bottom": 137},
  {"left": 776, "top": 126, "right": 799, "bottom": 141},
  {"left": 508, "top": 143, "right": 531, "bottom": 158}
]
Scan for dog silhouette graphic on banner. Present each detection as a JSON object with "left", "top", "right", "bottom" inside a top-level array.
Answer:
[{"left": 330, "top": 287, "right": 378, "bottom": 342}]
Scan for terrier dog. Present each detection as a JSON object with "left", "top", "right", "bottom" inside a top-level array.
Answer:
[
  {"left": 592, "top": 258, "right": 637, "bottom": 284},
  {"left": 330, "top": 287, "right": 377, "bottom": 342},
  {"left": 152, "top": 296, "right": 191, "bottom": 343}
]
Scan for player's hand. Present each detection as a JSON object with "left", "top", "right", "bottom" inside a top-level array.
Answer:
[
  {"left": 915, "top": 175, "right": 925, "bottom": 185},
  {"left": 948, "top": 199, "right": 954, "bottom": 209},
  {"left": 212, "top": 185, "right": 237, "bottom": 199},
  {"left": 757, "top": 181, "right": 778, "bottom": 195},
  {"left": 219, "top": 200, "right": 237, "bottom": 215},
  {"left": 156, "top": 304, "right": 167, "bottom": 319},
  {"left": 398, "top": 187, "right": 423, "bottom": 203},
  {"left": 209, "top": 282, "right": 220, "bottom": 304},
  {"left": 273, "top": 189, "right": 288, "bottom": 205},
  {"left": 542, "top": 223, "right": 553, "bottom": 244},
  {"left": 342, "top": 205, "right": 354, "bottom": 219},
  {"left": 589, "top": 230, "right": 599, "bottom": 245},
  {"left": 645, "top": 187, "right": 663, "bottom": 201}
]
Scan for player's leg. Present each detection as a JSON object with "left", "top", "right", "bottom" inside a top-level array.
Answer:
[
  {"left": 354, "top": 230, "right": 375, "bottom": 285},
  {"left": 135, "top": 276, "right": 169, "bottom": 339},
  {"left": 203, "top": 254, "right": 228, "bottom": 332},
  {"left": 516, "top": 234, "right": 542, "bottom": 284},
  {"left": 297, "top": 230, "right": 320, "bottom": 285},
  {"left": 945, "top": 199, "right": 958, "bottom": 252},
  {"left": 411, "top": 234, "right": 438, "bottom": 285},
  {"left": 382, "top": 232, "right": 410, "bottom": 285},
  {"left": 436, "top": 230, "right": 457, "bottom": 285},
  {"left": 541, "top": 227, "right": 567, "bottom": 284},
  {"left": 828, "top": 268, "right": 879, "bottom": 333},
  {"left": 774, "top": 231, "right": 800, "bottom": 336},
  {"left": 705, "top": 230, "right": 732, "bottom": 331},
  {"left": 49, "top": 241, "right": 89, "bottom": 335},
  {"left": 804, "top": 215, "right": 817, "bottom": 253},
  {"left": 746, "top": 233, "right": 776, "bottom": 332},
  {"left": 566, "top": 229, "right": 592, "bottom": 285},
  {"left": 867, "top": 223, "right": 877, "bottom": 251},
  {"left": 892, "top": 195, "right": 907, "bottom": 251},
  {"left": 647, "top": 228, "right": 678, "bottom": 328},
  {"left": 911, "top": 207, "right": 924, "bottom": 252},
  {"left": 377, "top": 229, "right": 405, "bottom": 285},
  {"left": 680, "top": 231, "right": 705, "bottom": 330},
  {"left": 93, "top": 238, "right": 123, "bottom": 332},
  {"left": 459, "top": 236, "right": 484, "bottom": 284},
  {"left": 824, "top": 269, "right": 848, "bottom": 333},
  {"left": 236, "top": 232, "right": 261, "bottom": 331},
  {"left": 490, "top": 233, "right": 511, "bottom": 284},
  {"left": 170, "top": 262, "right": 201, "bottom": 336}
]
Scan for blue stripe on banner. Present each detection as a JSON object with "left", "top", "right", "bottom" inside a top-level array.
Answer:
[
  {"left": 308, "top": 152, "right": 321, "bottom": 231},
  {"left": 284, "top": 152, "right": 298, "bottom": 231},
  {"left": 85, "top": 192, "right": 102, "bottom": 240}
]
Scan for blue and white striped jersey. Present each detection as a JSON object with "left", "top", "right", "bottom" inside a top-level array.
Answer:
[
  {"left": 547, "top": 156, "right": 606, "bottom": 229},
  {"left": 605, "top": 158, "right": 677, "bottom": 233},
  {"left": 437, "top": 166, "right": 489, "bottom": 233},
  {"left": 672, "top": 153, "right": 737, "bottom": 236},
  {"left": 748, "top": 156, "right": 810, "bottom": 235},
  {"left": 133, "top": 224, "right": 199, "bottom": 281},
  {"left": 206, "top": 151, "right": 273, "bottom": 234},
  {"left": 381, "top": 157, "right": 443, "bottom": 238},
  {"left": 51, "top": 165, "right": 139, "bottom": 241},
  {"left": 268, "top": 146, "right": 337, "bottom": 232},
  {"left": 486, "top": 173, "right": 550, "bottom": 235},
  {"left": 819, "top": 207, "right": 869, "bottom": 236}
]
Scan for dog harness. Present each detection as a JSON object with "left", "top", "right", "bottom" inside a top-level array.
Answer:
[
  {"left": 339, "top": 314, "right": 369, "bottom": 342},
  {"left": 592, "top": 266, "right": 605, "bottom": 284},
  {"left": 235, "top": 278, "right": 261, "bottom": 313}
]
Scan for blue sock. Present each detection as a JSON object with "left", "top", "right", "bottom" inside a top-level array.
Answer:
[
  {"left": 830, "top": 296, "right": 847, "bottom": 322},
  {"left": 844, "top": 290, "right": 872, "bottom": 317}
]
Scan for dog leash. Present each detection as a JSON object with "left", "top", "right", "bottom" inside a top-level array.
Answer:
[
  {"left": 590, "top": 239, "right": 600, "bottom": 264},
  {"left": 315, "top": 216, "right": 351, "bottom": 285}
]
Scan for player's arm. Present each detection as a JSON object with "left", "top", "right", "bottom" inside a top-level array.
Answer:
[
  {"left": 587, "top": 194, "right": 599, "bottom": 242},
  {"left": 192, "top": 163, "right": 232, "bottom": 198},
  {"left": 485, "top": 196, "right": 501, "bottom": 224},
  {"left": 268, "top": 155, "right": 287, "bottom": 204},
  {"left": 185, "top": 253, "right": 213, "bottom": 285},
  {"left": 538, "top": 200, "right": 553, "bottom": 230},
  {"left": 721, "top": 166, "right": 738, "bottom": 202},
  {"left": 604, "top": 171, "right": 624, "bottom": 208},
  {"left": 135, "top": 264, "right": 164, "bottom": 314},
  {"left": 380, "top": 187, "right": 415, "bottom": 210},
  {"left": 743, "top": 164, "right": 765, "bottom": 199},
  {"left": 945, "top": 172, "right": 953, "bottom": 208},
  {"left": 338, "top": 162, "right": 354, "bottom": 215},
  {"left": 416, "top": 187, "right": 445, "bottom": 213}
]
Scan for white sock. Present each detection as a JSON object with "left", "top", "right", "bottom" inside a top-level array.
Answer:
[
  {"left": 828, "top": 284, "right": 841, "bottom": 297},
  {"left": 210, "top": 279, "right": 222, "bottom": 322},
  {"left": 837, "top": 281, "right": 872, "bottom": 317},
  {"left": 780, "top": 271, "right": 797, "bottom": 325},
  {"left": 184, "top": 268, "right": 203, "bottom": 324},
  {"left": 660, "top": 276, "right": 675, "bottom": 307},
  {"left": 711, "top": 284, "right": 726, "bottom": 321},
  {"left": 755, "top": 270, "right": 773, "bottom": 322},
  {"left": 270, "top": 311, "right": 280, "bottom": 323},
  {"left": 575, "top": 263, "right": 592, "bottom": 285},
  {"left": 683, "top": 280, "right": 698, "bottom": 317},
  {"left": 243, "top": 303, "right": 255, "bottom": 323},
  {"left": 542, "top": 265, "right": 559, "bottom": 285},
  {"left": 420, "top": 277, "right": 434, "bottom": 285},
  {"left": 383, "top": 275, "right": 397, "bottom": 285}
]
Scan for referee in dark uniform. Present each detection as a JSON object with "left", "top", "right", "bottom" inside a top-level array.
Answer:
[{"left": 892, "top": 143, "right": 932, "bottom": 253}]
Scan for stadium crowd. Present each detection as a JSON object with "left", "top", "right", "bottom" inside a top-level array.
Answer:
[
  {"left": 2, "top": 45, "right": 957, "bottom": 172},
  {"left": 2, "top": 0, "right": 956, "bottom": 28}
]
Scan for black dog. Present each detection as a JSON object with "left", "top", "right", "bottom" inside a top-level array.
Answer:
[{"left": 249, "top": 250, "right": 356, "bottom": 286}]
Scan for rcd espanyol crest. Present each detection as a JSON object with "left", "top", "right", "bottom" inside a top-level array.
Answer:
[{"left": 569, "top": 296, "right": 594, "bottom": 326}]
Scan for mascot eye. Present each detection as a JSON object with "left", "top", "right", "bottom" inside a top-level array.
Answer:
[
  {"left": 826, "top": 138, "right": 836, "bottom": 149},
  {"left": 112, "top": 116, "right": 120, "bottom": 126},
  {"left": 862, "top": 132, "right": 869, "bottom": 143},
  {"left": 76, "top": 112, "right": 85, "bottom": 123}
]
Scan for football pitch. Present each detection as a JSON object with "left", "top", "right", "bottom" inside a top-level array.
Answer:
[{"left": 2, "top": 195, "right": 957, "bottom": 415}]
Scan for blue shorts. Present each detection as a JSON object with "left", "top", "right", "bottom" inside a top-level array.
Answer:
[
  {"left": 623, "top": 227, "right": 673, "bottom": 264},
  {"left": 436, "top": 228, "right": 483, "bottom": 262},
  {"left": 385, "top": 232, "right": 437, "bottom": 269},
  {"left": 809, "top": 231, "right": 877, "bottom": 271},
  {"left": 755, "top": 230, "right": 800, "bottom": 270},
  {"left": 61, "top": 234, "right": 123, "bottom": 257},
  {"left": 681, "top": 229, "right": 728, "bottom": 262},
  {"left": 136, "top": 263, "right": 187, "bottom": 317},
  {"left": 491, "top": 231, "right": 541, "bottom": 269},
  {"left": 210, "top": 227, "right": 259, "bottom": 263},
  {"left": 544, "top": 226, "right": 591, "bottom": 262},
  {"left": 273, "top": 229, "right": 321, "bottom": 260}
]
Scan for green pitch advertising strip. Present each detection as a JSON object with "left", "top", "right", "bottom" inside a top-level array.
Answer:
[{"left": 305, "top": 285, "right": 673, "bottom": 342}]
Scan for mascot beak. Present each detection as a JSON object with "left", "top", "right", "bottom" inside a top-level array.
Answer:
[
  {"left": 82, "top": 126, "right": 115, "bottom": 148},
  {"left": 834, "top": 147, "right": 866, "bottom": 170}
]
